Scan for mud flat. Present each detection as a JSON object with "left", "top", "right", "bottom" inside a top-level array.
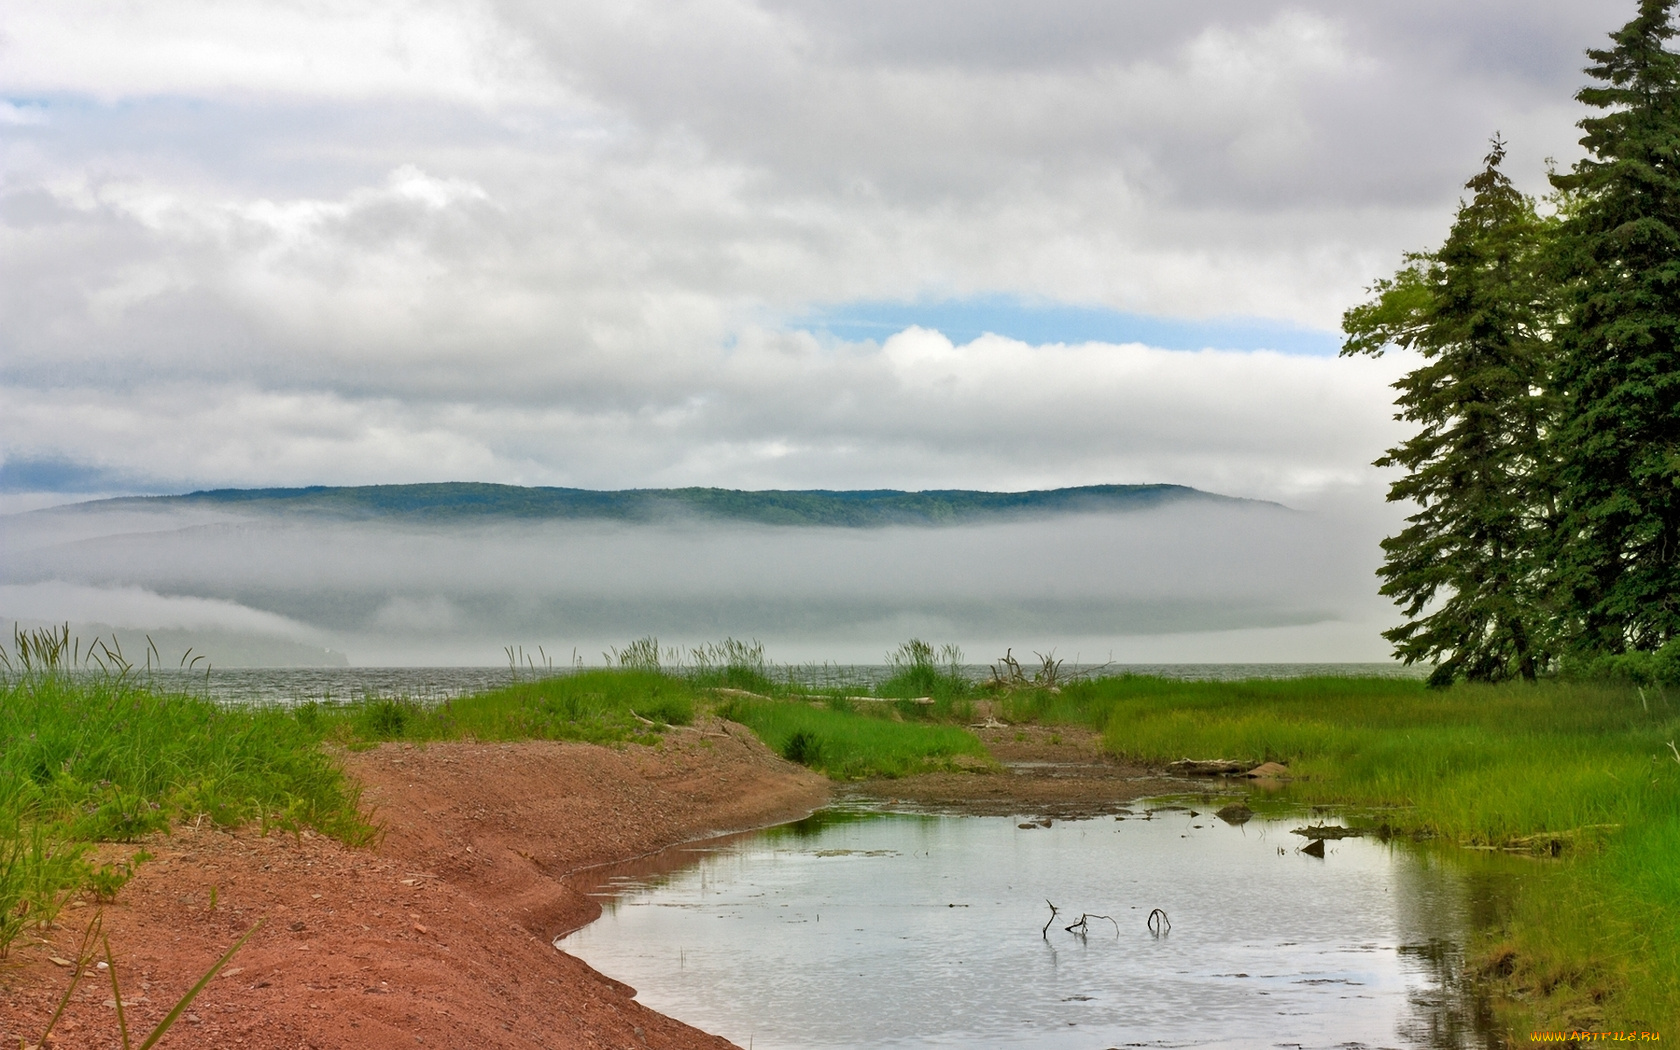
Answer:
[{"left": 848, "top": 723, "right": 1196, "bottom": 817}]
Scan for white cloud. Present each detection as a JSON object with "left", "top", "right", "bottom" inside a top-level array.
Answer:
[
  {"left": 0, "top": 0, "right": 562, "bottom": 107},
  {"left": 0, "top": 581, "right": 316, "bottom": 639},
  {"left": 0, "top": 332, "right": 1411, "bottom": 499}
]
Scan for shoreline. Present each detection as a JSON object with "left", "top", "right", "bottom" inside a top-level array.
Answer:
[
  {"left": 0, "top": 719, "right": 829, "bottom": 1050},
  {"left": 0, "top": 722, "right": 1285, "bottom": 1049}
]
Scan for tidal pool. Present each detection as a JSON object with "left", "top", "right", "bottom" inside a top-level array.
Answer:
[{"left": 559, "top": 805, "right": 1504, "bottom": 1049}]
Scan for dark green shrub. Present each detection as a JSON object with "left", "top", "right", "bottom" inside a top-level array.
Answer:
[{"left": 782, "top": 729, "right": 823, "bottom": 766}]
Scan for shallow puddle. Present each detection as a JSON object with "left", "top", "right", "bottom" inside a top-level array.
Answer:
[{"left": 559, "top": 806, "right": 1505, "bottom": 1049}]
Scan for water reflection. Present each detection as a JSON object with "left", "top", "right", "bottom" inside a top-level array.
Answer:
[{"left": 560, "top": 808, "right": 1510, "bottom": 1050}]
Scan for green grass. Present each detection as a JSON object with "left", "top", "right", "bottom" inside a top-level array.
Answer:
[
  {"left": 0, "top": 667, "right": 374, "bottom": 956},
  {"left": 304, "top": 668, "right": 696, "bottom": 747},
  {"left": 0, "top": 625, "right": 723, "bottom": 960},
  {"left": 26, "top": 624, "right": 1672, "bottom": 1033},
  {"left": 716, "top": 696, "right": 989, "bottom": 779},
  {"left": 999, "top": 674, "right": 1680, "bottom": 1033},
  {"left": 0, "top": 671, "right": 369, "bottom": 845}
]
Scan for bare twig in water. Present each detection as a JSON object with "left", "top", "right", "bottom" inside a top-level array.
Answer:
[
  {"left": 1147, "top": 908, "right": 1171, "bottom": 936},
  {"left": 1042, "top": 900, "right": 1059, "bottom": 939},
  {"left": 1063, "top": 913, "right": 1120, "bottom": 939}
]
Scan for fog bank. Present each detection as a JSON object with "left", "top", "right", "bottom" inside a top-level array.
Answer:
[{"left": 0, "top": 497, "right": 1398, "bottom": 665}]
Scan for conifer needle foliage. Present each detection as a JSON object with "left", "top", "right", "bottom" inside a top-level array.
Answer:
[
  {"left": 1343, "top": 140, "right": 1556, "bottom": 684},
  {"left": 1550, "top": 0, "right": 1680, "bottom": 655},
  {"left": 1347, "top": 0, "right": 1680, "bottom": 682}
]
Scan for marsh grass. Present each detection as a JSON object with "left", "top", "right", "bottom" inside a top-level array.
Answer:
[
  {"left": 0, "top": 671, "right": 371, "bottom": 844},
  {"left": 0, "top": 631, "right": 374, "bottom": 956},
  {"left": 313, "top": 668, "right": 696, "bottom": 746},
  {"left": 688, "top": 637, "right": 779, "bottom": 694},
  {"left": 715, "top": 695, "right": 989, "bottom": 779},
  {"left": 870, "top": 639, "right": 976, "bottom": 722},
  {"left": 1002, "top": 673, "right": 1680, "bottom": 1032}
]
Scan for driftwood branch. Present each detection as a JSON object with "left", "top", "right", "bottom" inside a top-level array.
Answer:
[
  {"left": 1147, "top": 908, "right": 1170, "bottom": 936},
  {"left": 1063, "top": 913, "right": 1119, "bottom": 939}
]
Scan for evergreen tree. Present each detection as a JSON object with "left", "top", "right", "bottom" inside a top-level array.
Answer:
[
  {"left": 1343, "top": 140, "right": 1556, "bottom": 684},
  {"left": 1550, "top": 0, "right": 1680, "bottom": 656}
]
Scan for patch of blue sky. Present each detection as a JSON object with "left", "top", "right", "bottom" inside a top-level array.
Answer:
[
  {"left": 0, "top": 98, "right": 51, "bottom": 125},
  {"left": 793, "top": 296, "right": 1341, "bottom": 355},
  {"left": 0, "top": 457, "right": 151, "bottom": 495}
]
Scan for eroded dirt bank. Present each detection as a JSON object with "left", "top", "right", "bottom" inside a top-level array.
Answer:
[{"left": 0, "top": 719, "right": 827, "bottom": 1050}]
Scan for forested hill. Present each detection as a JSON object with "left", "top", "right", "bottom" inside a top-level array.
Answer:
[{"left": 103, "top": 482, "right": 1264, "bottom": 527}]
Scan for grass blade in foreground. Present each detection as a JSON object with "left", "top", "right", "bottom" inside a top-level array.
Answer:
[{"left": 137, "top": 920, "right": 262, "bottom": 1050}]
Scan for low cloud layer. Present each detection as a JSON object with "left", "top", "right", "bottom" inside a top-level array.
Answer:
[
  {"left": 2, "top": 498, "right": 1398, "bottom": 665},
  {"left": 0, "top": 581, "right": 316, "bottom": 640}
]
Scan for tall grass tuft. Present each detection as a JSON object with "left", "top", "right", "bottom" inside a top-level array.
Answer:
[
  {"left": 876, "top": 639, "right": 974, "bottom": 721},
  {"left": 0, "top": 627, "right": 372, "bottom": 955},
  {"left": 689, "top": 637, "right": 777, "bottom": 694}
]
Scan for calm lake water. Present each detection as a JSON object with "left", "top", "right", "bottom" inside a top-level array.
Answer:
[
  {"left": 558, "top": 806, "right": 1505, "bottom": 1050},
  {"left": 141, "top": 663, "right": 1422, "bottom": 705}
]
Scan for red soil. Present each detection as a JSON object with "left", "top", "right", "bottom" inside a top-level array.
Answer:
[{"left": 0, "top": 719, "right": 827, "bottom": 1050}]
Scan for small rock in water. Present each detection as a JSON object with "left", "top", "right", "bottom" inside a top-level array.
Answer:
[
  {"left": 1246, "top": 762, "right": 1291, "bottom": 779},
  {"left": 1017, "top": 823, "right": 1037, "bottom": 830},
  {"left": 1215, "top": 803, "right": 1254, "bottom": 826},
  {"left": 1302, "top": 838, "right": 1326, "bottom": 858}
]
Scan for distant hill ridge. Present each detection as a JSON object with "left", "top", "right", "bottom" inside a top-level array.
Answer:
[{"left": 108, "top": 482, "right": 1268, "bottom": 527}]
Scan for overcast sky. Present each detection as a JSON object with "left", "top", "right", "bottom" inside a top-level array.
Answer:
[
  {"left": 0, "top": 0, "right": 1629, "bottom": 506},
  {"left": 0, "top": 1, "right": 1642, "bottom": 663}
]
